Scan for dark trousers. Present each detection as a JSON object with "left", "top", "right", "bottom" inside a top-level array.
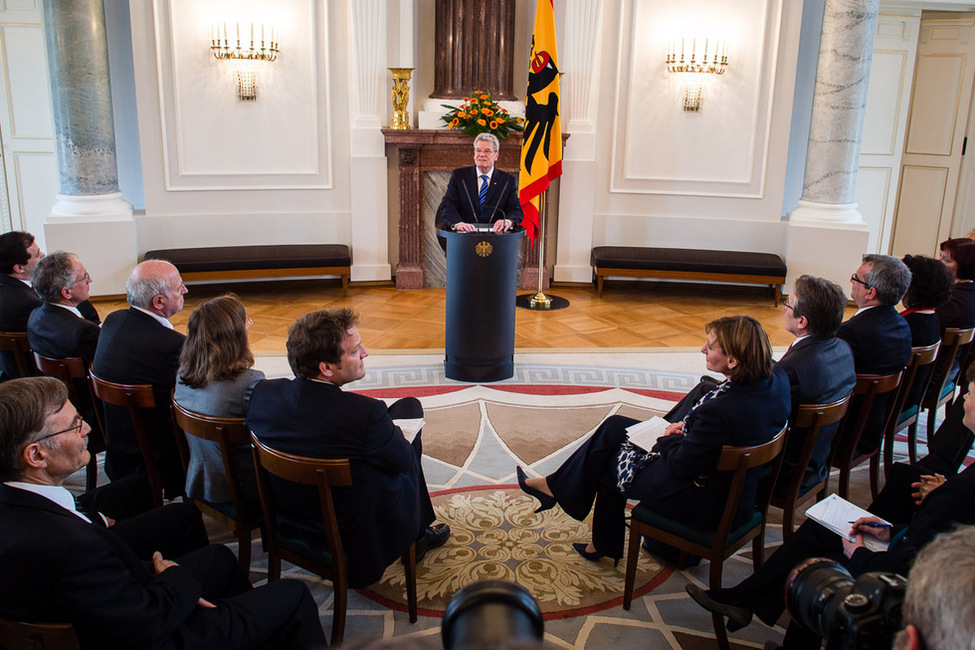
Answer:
[
  {"left": 917, "top": 393, "right": 974, "bottom": 475},
  {"left": 388, "top": 396, "right": 436, "bottom": 536},
  {"left": 178, "top": 545, "right": 327, "bottom": 649},
  {"left": 547, "top": 415, "right": 635, "bottom": 558}
]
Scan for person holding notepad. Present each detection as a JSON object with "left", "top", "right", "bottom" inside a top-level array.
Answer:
[
  {"left": 516, "top": 315, "right": 790, "bottom": 564},
  {"left": 686, "top": 361, "right": 975, "bottom": 649}
]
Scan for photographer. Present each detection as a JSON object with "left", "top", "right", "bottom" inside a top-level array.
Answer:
[
  {"left": 895, "top": 526, "right": 975, "bottom": 650},
  {"left": 686, "top": 364, "right": 975, "bottom": 649}
]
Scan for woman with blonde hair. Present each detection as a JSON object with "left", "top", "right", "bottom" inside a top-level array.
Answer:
[
  {"left": 517, "top": 315, "right": 790, "bottom": 564},
  {"left": 174, "top": 293, "right": 264, "bottom": 503}
]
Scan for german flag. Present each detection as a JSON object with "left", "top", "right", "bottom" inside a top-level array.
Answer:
[{"left": 518, "top": 0, "right": 562, "bottom": 243}]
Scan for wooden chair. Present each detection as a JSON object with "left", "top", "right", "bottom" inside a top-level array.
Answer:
[
  {"left": 32, "top": 354, "right": 105, "bottom": 492},
  {"left": 770, "top": 395, "right": 851, "bottom": 540},
  {"left": 0, "top": 331, "right": 37, "bottom": 378},
  {"left": 251, "top": 433, "right": 418, "bottom": 646},
  {"left": 172, "top": 400, "right": 259, "bottom": 572},
  {"left": 823, "top": 372, "right": 902, "bottom": 502},
  {"left": 88, "top": 372, "right": 164, "bottom": 508},
  {"left": 882, "top": 342, "right": 940, "bottom": 472},
  {"left": 0, "top": 618, "right": 79, "bottom": 650},
  {"left": 622, "top": 426, "right": 787, "bottom": 650},
  {"left": 920, "top": 327, "right": 975, "bottom": 443}
]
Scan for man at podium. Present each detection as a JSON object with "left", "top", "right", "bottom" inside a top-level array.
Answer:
[{"left": 437, "top": 133, "right": 523, "bottom": 234}]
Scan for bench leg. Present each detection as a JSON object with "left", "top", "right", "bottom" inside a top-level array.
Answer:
[
  {"left": 597, "top": 275, "right": 604, "bottom": 298},
  {"left": 772, "top": 284, "right": 781, "bottom": 307},
  {"left": 342, "top": 274, "right": 349, "bottom": 297}
]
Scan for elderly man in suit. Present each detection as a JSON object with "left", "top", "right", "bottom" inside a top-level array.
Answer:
[
  {"left": 246, "top": 307, "right": 450, "bottom": 590},
  {"left": 437, "top": 132, "right": 523, "bottom": 234},
  {"left": 0, "top": 376, "right": 326, "bottom": 649},
  {"left": 27, "top": 252, "right": 100, "bottom": 365},
  {"left": 836, "top": 254, "right": 913, "bottom": 455},
  {"left": 776, "top": 275, "right": 857, "bottom": 492},
  {"left": 686, "top": 363, "right": 975, "bottom": 650},
  {"left": 92, "top": 260, "right": 188, "bottom": 496}
]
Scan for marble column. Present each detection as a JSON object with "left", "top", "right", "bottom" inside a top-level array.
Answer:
[
  {"left": 791, "top": 0, "right": 879, "bottom": 224},
  {"left": 41, "top": 0, "right": 130, "bottom": 219}
]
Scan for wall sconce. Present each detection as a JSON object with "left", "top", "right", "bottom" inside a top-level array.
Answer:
[
  {"left": 665, "top": 38, "right": 729, "bottom": 112},
  {"left": 210, "top": 23, "right": 280, "bottom": 101}
]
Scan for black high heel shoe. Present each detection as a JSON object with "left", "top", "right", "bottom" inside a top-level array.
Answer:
[
  {"left": 516, "top": 466, "right": 556, "bottom": 513},
  {"left": 572, "top": 542, "right": 621, "bottom": 568}
]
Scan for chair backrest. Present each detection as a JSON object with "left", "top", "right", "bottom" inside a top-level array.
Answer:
[
  {"left": 833, "top": 371, "right": 902, "bottom": 452},
  {"left": 171, "top": 399, "right": 251, "bottom": 508},
  {"left": 779, "top": 394, "right": 853, "bottom": 495},
  {"left": 32, "top": 354, "right": 87, "bottom": 411},
  {"left": 250, "top": 432, "right": 352, "bottom": 569},
  {"left": 712, "top": 425, "right": 788, "bottom": 544},
  {"left": 928, "top": 327, "right": 975, "bottom": 403},
  {"left": 0, "top": 331, "right": 36, "bottom": 378},
  {"left": 88, "top": 371, "right": 161, "bottom": 506},
  {"left": 889, "top": 341, "right": 941, "bottom": 418},
  {"left": 0, "top": 619, "right": 80, "bottom": 650}
]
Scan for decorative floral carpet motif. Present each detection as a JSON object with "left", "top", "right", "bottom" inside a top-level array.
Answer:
[{"left": 360, "top": 486, "right": 672, "bottom": 619}]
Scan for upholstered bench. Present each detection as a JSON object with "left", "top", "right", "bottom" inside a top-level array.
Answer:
[
  {"left": 591, "top": 246, "right": 787, "bottom": 306},
  {"left": 144, "top": 244, "right": 352, "bottom": 296}
]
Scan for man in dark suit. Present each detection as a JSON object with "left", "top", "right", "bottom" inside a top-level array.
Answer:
[
  {"left": 0, "top": 376, "right": 326, "bottom": 649},
  {"left": 836, "top": 254, "right": 912, "bottom": 454},
  {"left": 27, "top": 251, "right": 100, "bottom": 364},
  {"left": 92, "top": 260, "right": 188, "bottom": 496},
  {"left": 776, "top": 275, "right": 856, "bottom": 491},
  {"left": 686, "top": 363, "right": 975, "bottom": 650},
  {"left": 0, "top": 231, "right": 44, "bottom": 380},
  {"left": 436, "top": 132, "right": 524, "bottom": 233},
  {"left": 246, "top": 308, "right": 449, "bottom": 589}
]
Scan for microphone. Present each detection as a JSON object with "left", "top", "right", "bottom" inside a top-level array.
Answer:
[
  {"left": 487, "top": 180, "right": 510, "bottom": 231},
  {"left": 460, "top": 177, "right": 478, "bottom": 227}
]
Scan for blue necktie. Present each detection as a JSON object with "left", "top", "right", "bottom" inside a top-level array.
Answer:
[{"left": 478, "top": 174, "right": 489, "bottom": 207}]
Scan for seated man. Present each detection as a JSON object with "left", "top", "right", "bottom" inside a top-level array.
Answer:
[
  {"left": 776, "top": 275, "right": 856, "bottom": 492},
  {"left": 28, "top": 251, "right": 101, "bottom": 364},
  {"left": 247, "top": 307, "right": 450, "bottom": 589},
  {"left": 0, "top": 377, "right": 326, "bottom": 649},
  {"left": 686, "top": 363, "right": 975, "bottom": 649},
  {"left": 895, "top": 526, "right": 975, "bottom": 650},
  {"left": 836, "top": 254, "right": 912, "bottom": 454},
  {"left": 92, "top": 260, "right": 187, "bottom": 495}
]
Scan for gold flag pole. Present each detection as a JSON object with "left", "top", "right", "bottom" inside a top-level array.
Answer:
[{"left": 529, "top": 189, "right": 552, "bottom": 309}]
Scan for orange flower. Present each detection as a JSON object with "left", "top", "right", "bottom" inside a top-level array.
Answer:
[
  {"left": 490, "top": 120, "right": 498, "bottom": 129},
  {"left": 481, "top": 107, "right": 493, "bottom": 115},
  {"left": 477, "top": 118, "right": 487, "bottom": 126},
  {"left": 479, "top": 94, "right": 489, "bottom": 100},
  {"left": 449, "top": 118, "right": 459, "bottom": 128},
  {"left": 474, "top": 90, "right": 484, "bottom": 95}
]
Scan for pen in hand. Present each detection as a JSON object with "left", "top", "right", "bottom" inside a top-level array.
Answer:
[{"left": 848, "top": 521, "right": 892, "bottom": 528}]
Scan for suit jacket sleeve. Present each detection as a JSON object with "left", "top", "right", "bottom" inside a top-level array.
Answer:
[
  {"left": 652, "top": 403, "right": 725, "bottom": 480},
  {"left": 364, "top": 399, "right": 415, "bottom": 475},
  {"left": 55, "top": 536, "right": 202, "bottom": 646},
  {"left": 436, "top": 168, "right": 472, "bottom": 228},
  {"left": 501, "top": 171, "right": 524, "bottom": 225}
]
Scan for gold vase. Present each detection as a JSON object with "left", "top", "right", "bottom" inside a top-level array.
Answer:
[{"left": 389, "top": 67, "right": 413, "bottom": 130}]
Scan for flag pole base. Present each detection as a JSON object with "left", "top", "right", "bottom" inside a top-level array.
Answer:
[{"left": 516, "top": 293, "right": 570, "bottom": 311}]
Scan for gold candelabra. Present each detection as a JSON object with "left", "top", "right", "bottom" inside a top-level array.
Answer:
[{"left": 389, "top": 68, "right": 413, "bottom": 130}]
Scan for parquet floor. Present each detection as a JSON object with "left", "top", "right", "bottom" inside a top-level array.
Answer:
[{"left": 91, "top": 279, "right": 857, "bottom": 354}]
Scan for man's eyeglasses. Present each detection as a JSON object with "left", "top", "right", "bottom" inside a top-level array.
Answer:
[
  {"left": 32, "top": 416, "right": 85, "bottom": 444},
  {"left": 71, "top": 272, "right": 91, "bottom": 285},
  {"left": 474, "top": 148, "right": 495, "bottom": 155},
  {"left": 850, "top": 273, "right": 872, "bottom": 289},
  {"left": 783, "top": 301, "right": 795, "bottom": 311}
]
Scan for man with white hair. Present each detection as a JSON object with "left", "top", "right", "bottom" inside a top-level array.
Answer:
[{"left": 92, "top": 260, "right": 188, "bottom": 495}]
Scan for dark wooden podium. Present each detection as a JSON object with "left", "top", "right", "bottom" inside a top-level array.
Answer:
[{"left": 441, "top": 227, "right": 525, "bottom": 382}]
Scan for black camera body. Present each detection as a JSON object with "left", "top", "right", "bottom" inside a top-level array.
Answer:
[{"left": 786, "top": 558, "right": 907, "bottom": 650}]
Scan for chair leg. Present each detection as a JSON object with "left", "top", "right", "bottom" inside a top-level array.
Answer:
[
  {"left": 782, "top": 503, "right": 794, "bottom": 542},
  {"left": 838, "top": 466, "right": 850, "bottom": 501},
  {"left": 622, "top": 523, "right": 642, "bottom": 610},
  {"left": 926, "top": 406, "right": 937, "bottom": 440},
  {"left": 709, "top": 556, "right": 730, "bottom": 650},
  {"left": 752, "top": 528, "right": 765, "bottom": 569},
  {"left": 85, "top": 454, "right": 98, "bottom": 492},
  {"left": 235, "top": 525, "right": 251, "bottom": 574},
  {"left": 907, "top": 421, "right": 918, "bottom": 465},
  {"left": 869, "top": 455, "right": 879, "bottom": 501},
  {"left": 331, "top": 579, "right": 347, "bottom": 646},
  {"left": 402, "top": 543, "right": 418, "bottom": 624},
  {"left": 267, "top": 553, "right": 281, "bottom": 581}
]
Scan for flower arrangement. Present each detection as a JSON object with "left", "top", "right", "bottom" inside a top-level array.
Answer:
[{"left": 441, "top": 90, "right": 524, "bottom": 139}]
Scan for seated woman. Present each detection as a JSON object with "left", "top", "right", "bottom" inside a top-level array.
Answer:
[
  {"left": 173, "top": 294, "right": 264, "bottom": 505},
  {"left": 517, "top": 315, "right": 790, "bottom": 564},
  {"left": 937, "top": 237, "right": 975, "bottom": 330},
  {"left": 900, "top": 255, "right": 953, "bottom": 407}
]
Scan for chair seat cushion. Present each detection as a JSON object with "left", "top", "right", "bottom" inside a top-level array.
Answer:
[
  {"left": 276, "top": 532, "right": 335, "bottom": 569},
  {"left": 145, "top": 244, "right": 351, "bottom": 273},
  {"left": 897, "top": 405, "right": 919, "bottom": 427},
  {"left": 631, "top": 503, "right": 762, "bottom": 548}
]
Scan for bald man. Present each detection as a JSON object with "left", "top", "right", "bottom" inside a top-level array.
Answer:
[{"left": 92, "top": 260, "right": 189, "bottom": 496}]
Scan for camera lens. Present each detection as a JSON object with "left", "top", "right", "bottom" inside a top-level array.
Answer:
[
  {"left": 442, "top": 580, "right": 544, "bottom": 650},
  {"left": 786, "top": 558, "right": 857, "bottom": 638}
]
